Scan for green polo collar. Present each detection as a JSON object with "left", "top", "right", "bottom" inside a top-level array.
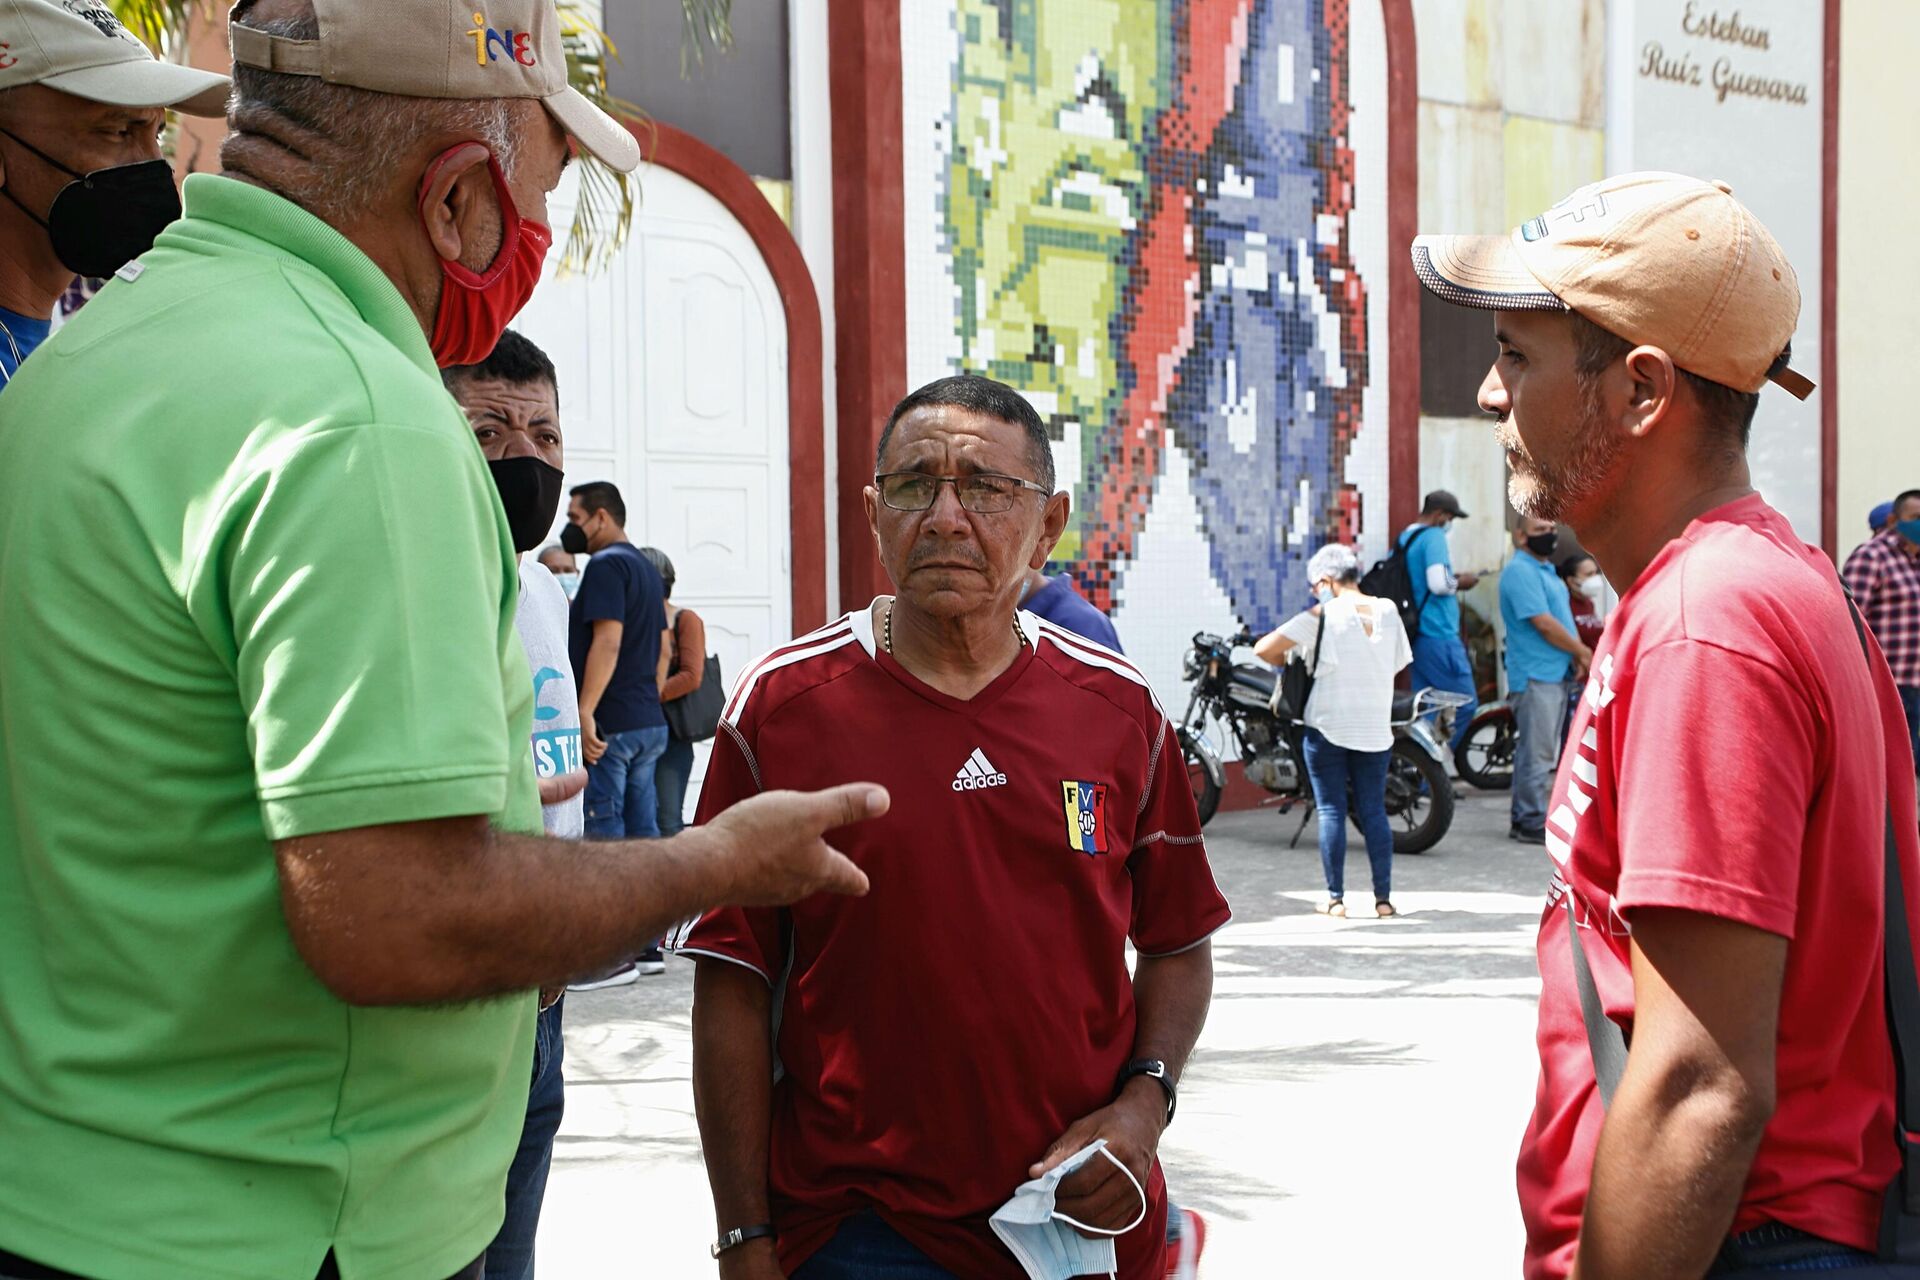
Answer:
[{"left": 179, "top": 173, "right": 437, "bottom": 378}]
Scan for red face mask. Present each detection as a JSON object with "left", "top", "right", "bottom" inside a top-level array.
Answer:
[{"left": 418, "top": 145, "right": 553, "bottom": 368}]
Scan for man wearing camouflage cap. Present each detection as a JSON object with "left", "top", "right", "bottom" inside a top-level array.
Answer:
[
  {"left": 0, "top": 3, "right": 885, "bottom": 1278},
  {"left": 1417, "top": 173, "right": 1920, "bottom": 1277},
  {"left": 0, "top": 0, "right": 229, "bottom": 380}
]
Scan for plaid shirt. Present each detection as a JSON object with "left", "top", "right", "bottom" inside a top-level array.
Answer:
[{"left": 1842, "top": 529, "right": 1920, "bottom": 685}]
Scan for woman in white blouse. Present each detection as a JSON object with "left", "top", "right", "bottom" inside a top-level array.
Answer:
[{"left": 1253, "top": 543, "right": 1413, "bottom": 918}]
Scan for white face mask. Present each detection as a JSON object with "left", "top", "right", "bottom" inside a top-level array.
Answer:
[
  {"left": 989, "top": 1139, "right": 1146, "bottom": 1280},
  {"left": 1577, "top": 575, "right": 1605, "bottom": 601}
]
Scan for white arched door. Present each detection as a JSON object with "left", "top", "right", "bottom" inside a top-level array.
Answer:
[{"left": 517, "top": 166, "right": 792, "bottom": 814}]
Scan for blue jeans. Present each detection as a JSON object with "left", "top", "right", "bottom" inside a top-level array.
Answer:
[
  {"left": 656, "top": 736, "right": 695, "bottom": 837},
  {"left": 791, "top": 1213, "right": 958, "bottom": 1280},
  {"left": 584, "top": 724, "right": 670, "bottom": 839},
  {"left": 1301, "top": 729, "right": 1394, "bottom": 902},
  {"left": 1411, "top": 632, "right": 1478, "bottom": 753},
  {"left": 1707, "top": 1222, "right": 1884, "bottom": 1273},
  {"left": 1512, "top": 679, "right": 1567, "bottom": 832},
  {"left": 485, "top": 998, "right": 567, "bottom": 1280}
]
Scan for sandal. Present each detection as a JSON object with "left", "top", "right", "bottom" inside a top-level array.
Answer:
[
  {"left": 1316, "top": 898, "right": 1347, "bottom": 918},
  {"left": 1375, "top": 900, "right": 1397, "bottom": 918}
]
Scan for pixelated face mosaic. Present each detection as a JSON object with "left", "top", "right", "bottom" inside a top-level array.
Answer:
[{"left": 905, "top": 0, "right": 1385, "bottom": 657}]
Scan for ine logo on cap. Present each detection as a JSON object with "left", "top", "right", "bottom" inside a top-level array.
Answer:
[{"left": 467, "top": 10, "right": 538, "bottom": 69}]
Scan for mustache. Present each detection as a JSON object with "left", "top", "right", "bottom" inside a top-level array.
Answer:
[{"left": 907, "top": 543, "right": 987, "bottom": 571}]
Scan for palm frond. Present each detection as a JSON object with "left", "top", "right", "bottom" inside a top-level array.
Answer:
[
  {"left": 679, "top": 0, "right": 734, "bottom": 76},
  {"left": 108, "top": 0, "right": 213, "bottom": 60},
  {"left": 554, "top": 4, "right": 646, "bottom": 276}
]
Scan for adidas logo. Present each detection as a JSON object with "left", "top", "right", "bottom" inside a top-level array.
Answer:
[{"left": 951, "top": 748, "right": 1009, "bottom": 792}]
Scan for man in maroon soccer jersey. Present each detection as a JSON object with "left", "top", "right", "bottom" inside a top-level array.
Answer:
[{"left": 675, "top": 375, "right": 1231, "bottom": 1280}]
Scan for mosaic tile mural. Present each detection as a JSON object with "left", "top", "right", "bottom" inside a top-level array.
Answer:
[{"left": 903, "top": 0, "right": 1392, "bottom": 703}]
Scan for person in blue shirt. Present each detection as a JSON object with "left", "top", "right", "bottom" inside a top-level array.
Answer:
[
  {"left": 0, "top": 0, "right": 229, "bottom": 384},
  {"left": 1018, "top": 567, "right": 1123, "bottom": 651},
  {"left": 1498, "top": 515, "right": 1592, "bottom": 844},
  {"left": 1399, "top": 489, "right": 1481, "bottom": 751},
  {"left": 564, "top": 480, "right": 673, "bottom": 983}
]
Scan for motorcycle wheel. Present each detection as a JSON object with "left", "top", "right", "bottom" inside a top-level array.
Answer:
[
  {"left": 1351, "top": 738, "right": 1454, "bottom": 854},
  {"left": 1182, "top": 733, "right": 1221, "bottom": 828},
  {"left": 1454, "top": 706, "right": 1516, "bottom": 792}
]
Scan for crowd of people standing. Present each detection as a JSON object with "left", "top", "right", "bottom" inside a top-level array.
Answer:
[{"left": 1, "top": 2, "right": 1919, "bottom": 1278}]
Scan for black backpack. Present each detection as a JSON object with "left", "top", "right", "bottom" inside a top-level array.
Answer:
[{"left": 1359, "top": 525, "right": 1438, "bottom": 636}]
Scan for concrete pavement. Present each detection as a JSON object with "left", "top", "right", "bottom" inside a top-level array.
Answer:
[{"left": 537, "top": 788, "right": 1549, "bottom": 1277}]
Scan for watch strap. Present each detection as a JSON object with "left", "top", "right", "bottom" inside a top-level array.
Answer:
[
  {"left": 710, "top": 1223, "right": 776, "bottom": 1259},
  {"left": 1117, "top": 1058, "right": 1177, "bottom": 1125}
]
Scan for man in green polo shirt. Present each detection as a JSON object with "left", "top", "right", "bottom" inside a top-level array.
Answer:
[{"left": 0, "top": 4, "right": 883, "bottom": 1279}]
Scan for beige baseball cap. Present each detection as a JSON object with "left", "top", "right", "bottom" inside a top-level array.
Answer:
[
  {"left": 0, "top": 0, "right": 229, "bottom": 115},
  {"left": 227, "top": 0, "right": 640, "bottom": 173},
  {"left": 1411, "top": 171, "right": 1813, "bottom": 400}
]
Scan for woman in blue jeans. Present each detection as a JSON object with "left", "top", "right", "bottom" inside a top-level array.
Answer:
[{"left": 1254, "top": 544, "right": 1413, "bottom": 918}]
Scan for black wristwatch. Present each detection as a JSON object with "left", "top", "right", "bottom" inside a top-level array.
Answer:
[
  {"left": 1117, "top": 1057, "right": 1177, "bottom": 1125},
  {"left": 710, "top": 1224, "right": 776, "bottom": 1259}
]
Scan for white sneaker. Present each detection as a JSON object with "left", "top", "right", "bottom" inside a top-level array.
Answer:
[
  {"left": 568, "top": 964, "right": 638, "bottom": 992},
  {"left": 636, "top": 957, "right": 667, "bottom": 976}
]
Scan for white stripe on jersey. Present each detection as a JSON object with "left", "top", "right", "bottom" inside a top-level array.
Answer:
[{"left": 724, "top": 617, "right": 860, "bottom": 725}]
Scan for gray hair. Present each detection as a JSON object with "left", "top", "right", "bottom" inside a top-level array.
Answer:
[
  {"left": 225, "top": 14, "right": 518, "bottom": 224},
  {"left": 1306, "top": 543, "right": 1361, "bottom": 587}
]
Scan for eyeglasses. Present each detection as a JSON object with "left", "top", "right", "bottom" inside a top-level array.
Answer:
[{"left": 873, "top": 471, "right": 1052, "bottom": 514}]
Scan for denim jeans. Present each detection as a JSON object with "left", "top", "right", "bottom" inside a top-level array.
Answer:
[
  {"left": 484, "top": 998, "right": 566, "bottom": 1280},
  {"left": 1511, "top": 679, "right": 1567, "bottom": 832},
  {"left": 1301, "top": 728, "right": 1394, "bottom": 902},
  {"left": 1411, "top": 632, "right": 1478, "bottom": 753},
  {"left": 1706, "top": 1221, "right": 1888, "bottom": 1273},
  {"left": 584, "top": 724, "right": 670, "bottom": 839},
  {"left": 656, "top": 736, "right": 695, "bottom": 837},
  {"left": 790, "top": 1214, "right": 959, "bottom": 1280}
]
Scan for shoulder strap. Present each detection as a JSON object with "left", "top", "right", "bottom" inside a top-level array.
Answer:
[
  {"left": 1409, "top": 525, "right": 1440, "bottom": 614},
  {"left": 1309, "top": 607, "right": 1326, "bottom": 678},
  {"left": 1565, "top": 892, "right": 1628, "bottom": 1106}
]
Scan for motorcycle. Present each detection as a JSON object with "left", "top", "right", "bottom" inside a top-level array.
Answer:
[
  {"left": 1454, "top": 697, "right": 1516, "bottom": 791},
  {"left": 1176, "top": 628, "right": 1463, "bottom": 854}
]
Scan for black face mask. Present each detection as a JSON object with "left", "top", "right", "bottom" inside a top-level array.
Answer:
[
  {"left": 486, "top": 456, "right": 564, "bottom": 554},
  {"left": 1526, "top": 532, "right": 1560, "bottom": 559},
  {"left": 559, "top": 518, "right": 591, "bottom": 556},
  {"left": 0, "top": 128, "right": 181, "bottom": 279}
]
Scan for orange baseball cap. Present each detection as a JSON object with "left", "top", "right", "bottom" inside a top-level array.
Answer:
[
  {"left": 1411, "top": 171, "right": 1813, "bottom": 400},
  {"left": 227, "top": 0, "right": 640, "bottom": 173}
]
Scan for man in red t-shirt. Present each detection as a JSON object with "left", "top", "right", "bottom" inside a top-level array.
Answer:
[
  {"left": 1415, "top": 173, "right": 1920, "bottom": 1279},
  {"left": 676, "top": 375, "right": 1230, "bottom": 1280}
]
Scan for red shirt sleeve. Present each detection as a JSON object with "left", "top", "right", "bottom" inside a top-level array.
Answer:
[
  {"left": 675, "top": 717, "right": 783, "bottom": 979},
  {"left": 1127, "top": 716, "right": 1233, "bottom": 955},
  {"left": 1612, "top": 640, "right": 1819, "bottom": 938}
]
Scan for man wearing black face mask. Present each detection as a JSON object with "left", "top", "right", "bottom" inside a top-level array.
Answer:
[
  {"left": 0, "top": 0, "right": 228, "bottom": 382},
  {"left": 445, "top": 328, "right": 580, "bottom": 1280},
  {"left": 1499, "top": 514, "right": 1591, "bottom": 843}
]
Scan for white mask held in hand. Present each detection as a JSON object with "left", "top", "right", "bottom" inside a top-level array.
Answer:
[{"left": 989, "top": 1139, "right": 1147, "bottom": 1280}]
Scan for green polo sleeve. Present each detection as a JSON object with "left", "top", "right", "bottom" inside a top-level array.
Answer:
[{"left": 224, "top": 421, "right": 517, "bottom": 839}]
